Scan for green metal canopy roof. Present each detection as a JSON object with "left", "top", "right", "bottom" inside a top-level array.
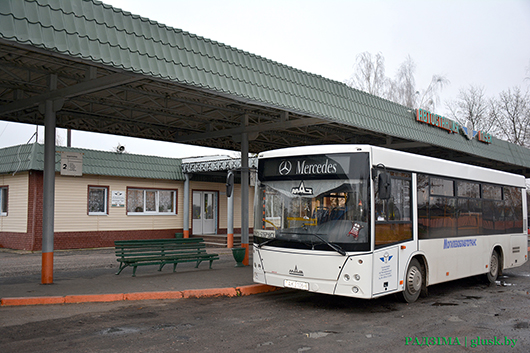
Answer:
[
  {"left": 0, "top": 0, "right": 529, "bottom": 175},
  {"left": 0, "top": 143, "right": 184, "bottom": 180}
]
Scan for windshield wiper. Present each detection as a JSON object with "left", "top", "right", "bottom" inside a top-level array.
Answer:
[
  {"left": 257, "top": 237, "right": 277, "bottom": 248},
  {"left": 257, "top": 231, "right": 346, "bottom": 256},
  {"left": 311, "top": 233, "right": 347, "bottom": 256}
]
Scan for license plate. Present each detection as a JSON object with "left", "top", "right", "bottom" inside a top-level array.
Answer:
[{"left": 284, "top": 279, "right": 309, "bottom": 290}]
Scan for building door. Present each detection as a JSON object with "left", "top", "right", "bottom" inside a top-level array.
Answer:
[{"left": 192, "top": 191, "right": 217, "bottom": 235}]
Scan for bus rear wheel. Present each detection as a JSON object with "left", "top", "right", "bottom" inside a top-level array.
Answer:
[
  {"left": 486, "top": 250, "right": 500, "bottom": 284},
  {"left": 399, "top": 258, "right": 423, "bottom": 303}
]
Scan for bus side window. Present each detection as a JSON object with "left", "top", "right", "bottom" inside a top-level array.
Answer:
[{"left": 375, "top": 170, "right": 413, "bottom": 248}]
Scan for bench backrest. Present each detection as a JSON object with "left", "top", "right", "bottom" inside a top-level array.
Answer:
[
  {"left": 114, "top": 238, "right": 208, "bottom": 259},
  {"left": 115, "top": 238, "right": 203, "bottom": 246}
]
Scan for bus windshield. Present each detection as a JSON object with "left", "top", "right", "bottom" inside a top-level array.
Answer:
[{"left": 255, "top": 176, "right": 370, "bottom": 252}]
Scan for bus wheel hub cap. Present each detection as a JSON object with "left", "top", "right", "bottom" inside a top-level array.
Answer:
[{"left": 407, "top": 267, "right": 421, "bottom": 293}]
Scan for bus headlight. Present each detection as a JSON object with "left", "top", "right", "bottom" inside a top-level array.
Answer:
[
  {"left": 354, "top": 274, "right": 361, "bottom": 281},
  {"left": 352, "top": 286, "right": 359, "bottom": 293},
  {"left": 343, "top": 274, "right": 350, "bottom": 281}
]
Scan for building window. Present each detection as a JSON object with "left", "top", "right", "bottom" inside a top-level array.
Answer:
[
  {"left": 127, "top": 188, "right": 177, "bottom": 215},
  {"left": 88, "top": 186, "right": 108, "bottom": 215},
  {"left": 0, "top": 186, "right": 7, "bottom": 216}
]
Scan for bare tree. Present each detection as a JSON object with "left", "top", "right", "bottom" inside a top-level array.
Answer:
[
  {"left": 446, "top": 85, "right": 494, "bottom": 132},
  {"left": 387, "top": 55, "right": 416, "bottom": 108},
  {"left": 416, "top": 74, "right": 450, "bottom": 112},
  {"left": 346, "top": 52, "right": 448, "bottom": 111},
  {"left": 490, "top": 87, "right": 530, "bottom": 147},
  {"left": 345, "top": 52, "right": 387, "bottom": 96},
  {"left": 38, "top": 132, "right": 64, "bottom": 146}
]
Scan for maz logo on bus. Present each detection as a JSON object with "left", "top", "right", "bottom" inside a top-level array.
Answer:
[
  {"left": 291, "top": 181, "right": 313, "bottom": 195},
  {"left": 289, "top": 265, "right": 304, "bottom": 276},
  {"left": 278, "top": 159, "right": 338, "bottom": 176}
]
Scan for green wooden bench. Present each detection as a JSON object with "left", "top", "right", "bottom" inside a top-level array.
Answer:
[{"left": 114, "top": 238, "right": 219, "bottom": 277}]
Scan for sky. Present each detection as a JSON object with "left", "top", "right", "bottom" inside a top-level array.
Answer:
[{"left": 1, "top": 0, "right": 529, "bottom": 158}]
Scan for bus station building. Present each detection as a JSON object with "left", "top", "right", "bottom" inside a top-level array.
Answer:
[{"left": 0, "top": 143, "right": 254, "bottom": 251}]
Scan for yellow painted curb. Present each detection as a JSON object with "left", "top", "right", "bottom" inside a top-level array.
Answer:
[
  {"left": 125, "top": 291, "right": 184, "bottom": 301},
  {"left": 1, "top": 284, "right": 281, "bottom": 306},
  {"left": 1, "top": 296, "right": 65, "bottom": 306},
  {"left": 182, "top": 287, "right": 238, "bottom": 298},
  {"left": 64, "top": 293, "right": 125, "bottom": 304}
]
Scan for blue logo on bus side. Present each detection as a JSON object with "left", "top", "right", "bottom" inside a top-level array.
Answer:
[{"left": 380, "top": 252, "right": 393, "bottom": 263}]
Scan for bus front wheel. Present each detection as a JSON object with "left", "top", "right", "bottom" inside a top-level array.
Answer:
[
  {"left": 399, "top": 258, "right": 423, "bottom": 303},
  {"left": 486, "top": 250, "right": 500, "bottom": 284}
]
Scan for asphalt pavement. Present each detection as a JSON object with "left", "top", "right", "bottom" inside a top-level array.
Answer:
[{"left": 0, "top": 247, "right": 276, "bottom": 306}]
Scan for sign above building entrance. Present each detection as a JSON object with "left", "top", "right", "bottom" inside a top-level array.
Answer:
[
  {"left": 60, "top": 151, "right": 83, "bottom": 176},
  {"left": 415, "top": 109, "right": 492, "bottom": 144}
]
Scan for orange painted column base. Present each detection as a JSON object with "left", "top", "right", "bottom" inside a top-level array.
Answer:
[
  {"left": 41, "top": 252, "right": 54, "bottom": 284},
  {"left": 183, "top": 230, "right": 190, "bottom": 238},
  {"left": 227, "top": 233, "right": 234, "bottom": 248},
  {"left": 242, "top": 243, "right": 249, "bottom": 266}
]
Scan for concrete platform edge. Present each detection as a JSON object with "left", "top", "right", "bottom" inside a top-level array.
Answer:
[{"left": 0, "top": 284, "right": 281, "bottom": 307}]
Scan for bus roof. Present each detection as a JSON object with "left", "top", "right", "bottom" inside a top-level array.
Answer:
[{"left": 258, "top": 144, "right": 526, "bottom": 187}]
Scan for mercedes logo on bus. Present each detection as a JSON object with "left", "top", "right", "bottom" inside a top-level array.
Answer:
[{"left": 278, "top": 160, "right": 292, "bottom": 175}]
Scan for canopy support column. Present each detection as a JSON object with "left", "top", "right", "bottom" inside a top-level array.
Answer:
[
  {"left": 227, "top": 174, "right": 234, "bottom": 248},
  {"left": 40, "top": 74, "right": 63, "bottom": 284},
  {"left": 183, "top": 173, "right": 190, "bottom": 238},
  {"left": 41, "top": 99, "right": 56, "bottom": 284},
  {"left": 240, "top": 130, "right": 249, "bottom": 265}
]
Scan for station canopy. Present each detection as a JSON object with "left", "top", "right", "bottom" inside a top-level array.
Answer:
[{"left": 1, "top": 0, "right": 530, "bottom": 177}]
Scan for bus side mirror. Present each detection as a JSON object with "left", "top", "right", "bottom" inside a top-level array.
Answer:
[
  {"left": 226, "top": 171, "right": 234, "bottom": 198},
  {"left": 378, "top": 172, "right": 392, "bottom": 200}
]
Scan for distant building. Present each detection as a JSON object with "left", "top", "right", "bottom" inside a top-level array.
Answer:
[{"left": 0, "top": 143, "right": 253, "bottom": 250}]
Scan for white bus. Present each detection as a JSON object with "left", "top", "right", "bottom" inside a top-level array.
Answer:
[{"left": 252, "top": 145, "right": 528, "bottom": 302}]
